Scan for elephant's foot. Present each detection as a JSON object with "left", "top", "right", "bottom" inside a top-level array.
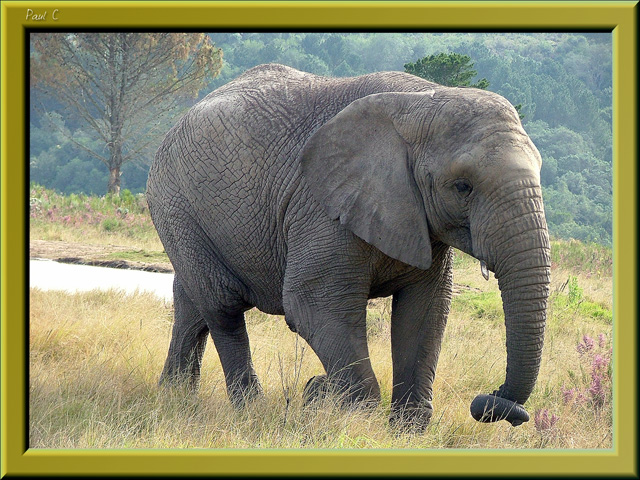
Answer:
[
  {"left": 302, "top": 375, "right": 328, "bottom": 404},
  {"left": 303, "top": 375, "right": 380, "bottom": 408},
  {"left": 470, "top": 393, "right": 530, "bottom": 426},
  {"left": 158, "top": 367, "right": 201, "bottom": 394},
  {"left": 389, "top": 402, "right": 433, "bottom": 433},
  {"left": 227, "top": 374, "right": 264, "bottom": 408}
]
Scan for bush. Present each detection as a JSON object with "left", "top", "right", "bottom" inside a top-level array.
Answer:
[{"left": 101, "top": 218, "right": 122, "bottom": 232}]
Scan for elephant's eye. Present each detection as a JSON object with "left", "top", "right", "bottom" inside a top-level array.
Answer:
[{"left": 454, "top": 179, "right": 473, "bottom": 197}]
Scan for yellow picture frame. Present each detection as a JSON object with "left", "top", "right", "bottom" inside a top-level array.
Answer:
[{"left": 2, "top": 1, "right": 636, "bottom": 476}]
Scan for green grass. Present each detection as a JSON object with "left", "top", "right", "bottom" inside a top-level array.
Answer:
[
  {"left": 107, "top": 250, "right": 170, "bottom": 264},
  {"left": 28, "top": 185, "right": 613, "bottom": 449},
  {"left": 550, "top": 277, "right": 612, "bottom": 324},
  {"left": 452, "top": 291, "right": 503, "bottom": 323}
]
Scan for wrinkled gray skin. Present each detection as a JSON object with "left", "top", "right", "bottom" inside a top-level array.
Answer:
[{"left": 147, "top": 64, "right": 551, "bottom": 428}]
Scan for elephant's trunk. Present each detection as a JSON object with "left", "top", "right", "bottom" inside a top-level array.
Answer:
[{"left": 470, "top": 182, "right": 551, "bottom": 426}]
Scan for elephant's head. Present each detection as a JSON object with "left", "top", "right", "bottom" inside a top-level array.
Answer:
[{"left": 300, "top": 88, "right": 551, "bottom": 426}]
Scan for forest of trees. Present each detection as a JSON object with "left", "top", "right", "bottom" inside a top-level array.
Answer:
[{"left": 30, "top": 32, "right": 612, "bottom": 246}]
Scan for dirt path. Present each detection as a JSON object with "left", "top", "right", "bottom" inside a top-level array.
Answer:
[{"left": 30, "top": 240, "right": 174, "bottom": 273}]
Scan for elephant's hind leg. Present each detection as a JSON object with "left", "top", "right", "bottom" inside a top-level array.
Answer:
[
  {"left": 159, "top": 277, "right": 209, "bottom": 391},
  {"left": 169, "top": 264, "right": 263, "bottom": 405},
  {"left": 156, "top": 195, "right": 263, "bottom": 405},
  {"left": 162, "top": 274, "right": 263, "bottom": 405},
  {"left": 206, "top": 307, "right": 263, "bottom": 406}
]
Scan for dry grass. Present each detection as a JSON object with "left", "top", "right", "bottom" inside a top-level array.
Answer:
[
  {"left": 29, "top": 252, "right": 612, "bottom": 449},
  {"left": 29, "top": 222, "right": 163, "bottom": 252}
]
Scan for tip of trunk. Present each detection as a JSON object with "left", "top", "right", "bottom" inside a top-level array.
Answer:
[{"left": 470, "top": 393, "right": 530, "bottom": 426}]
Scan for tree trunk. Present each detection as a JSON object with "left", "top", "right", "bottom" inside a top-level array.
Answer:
[
  {"left": 106, "top": 34, "right": 124, "bottom": 197},
  {"left": 108, "top": 165, "right": 121, "bottom": 195}
]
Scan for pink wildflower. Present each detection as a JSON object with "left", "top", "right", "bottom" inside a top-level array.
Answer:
[
  {"left": 561, "top": 386, "right": 575, "bottom": 405},
  {"left": 598, "top": 333, "right": 607, "bottom": 348},
  {"left": 534, "top": 409, "right": 559, "bottom": 432},
  {"left": 591, "top": 354, "right": 608, "bottom": 377},
  {"left": 589, "top": 375, "right": 606, "bottom": 409},
  {"left": 576, "top": 335, "right": 595, "bottom": 355}
]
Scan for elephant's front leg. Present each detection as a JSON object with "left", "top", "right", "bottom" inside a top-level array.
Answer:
[
  {"left": 390, "top": 244, "right": 454, "bottom": 430},
  {"left": 283, "top": 274, "right": 380, "bottom": 406}
]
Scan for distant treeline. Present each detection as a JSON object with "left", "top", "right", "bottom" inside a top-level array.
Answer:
[{"left": 30, "top": 32, "right": 612, "bottom": 246}]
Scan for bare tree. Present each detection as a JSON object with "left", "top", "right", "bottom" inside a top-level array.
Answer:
[{"left": 31, "top": 33, "right": 223, "bottom": 194}]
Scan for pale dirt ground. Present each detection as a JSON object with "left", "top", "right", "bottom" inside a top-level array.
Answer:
[{"left": 29, "top": 239, "right": 173, "bottom": 273}]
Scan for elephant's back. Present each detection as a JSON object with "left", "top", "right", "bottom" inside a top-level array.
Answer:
[
  {"left": 173, "top": 65, "right": 322, "bottom": 204},
  {"left": 177, "top": 63, "right": 439, "bottom": 215},
  {"left": 161, "top": 63, "right": 438, "bottom": 207}
]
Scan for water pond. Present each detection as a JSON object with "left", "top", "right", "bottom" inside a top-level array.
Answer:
[{"left": 29, "top": 259, "right": 174, "bottom": 301}]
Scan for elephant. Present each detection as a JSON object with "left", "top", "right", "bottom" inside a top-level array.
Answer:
[{"left": 146, "top": 63, "right": 551, "bottom": 428}]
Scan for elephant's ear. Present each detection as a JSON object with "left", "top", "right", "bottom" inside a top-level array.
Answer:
[{"left": 300, "top": 92, "right": 432, "bottom": 270}]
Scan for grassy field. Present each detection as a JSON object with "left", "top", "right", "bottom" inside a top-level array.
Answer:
[{"left": 29, "top": 185, "right": 613, "bottom": 449}]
